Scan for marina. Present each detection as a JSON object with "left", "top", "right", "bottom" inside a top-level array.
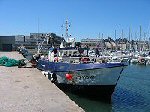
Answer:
[
  {"left": 16, "top": 33, "right": 150, "bottom": 112},
  {"left": 1, "top": 24, "right": 150, "bottom": 111},
  {"left": 1, "top": 50, "right": 150, "bottom": 112},
  {"left": 2, "top": 35, "right": 150, "bottom": 111},
  {"left": 1, "top": 22, "right": 150, "bottom": 111},
  {"left": 1, "top": 1, "right": 150, "bottom": 111}
]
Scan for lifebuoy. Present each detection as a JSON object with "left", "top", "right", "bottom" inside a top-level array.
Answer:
[
  {"left": 140, "top": 58, "right": 145, "bottom": 63},
  {"left": 138, "top": 58, "right": 146, "bottom": 64},
  {"left": 81, "top": 57, "right": 90, "bottom": 63}
]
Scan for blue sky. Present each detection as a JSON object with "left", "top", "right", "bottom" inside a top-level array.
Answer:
[{"left": 0, "top": 0, "right": 150, "bottom": 41}]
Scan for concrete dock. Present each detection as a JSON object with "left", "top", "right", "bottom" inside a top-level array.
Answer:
[{"left": 0, "top": 52, "right": 84, "bottom": 112}]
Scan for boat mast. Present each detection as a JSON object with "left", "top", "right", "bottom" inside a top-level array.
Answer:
[
  {"left": 121, "top": 29, "right": 124, "bottom": 51},
  {"left": 38, "top": 18, "right": 39, "bottom": 39},
  {"left": 102, "top": 33, "right": 104, "bottom": 51},
  {"left": 135, "top": 31, "right": 138, "bottom": 51},
  {"left": 144, "top": 32, "right": 146, "bottom": 51},
  {"left": 129, "top": 27, "right": 131, "bottom": 42},
  {"left": 140, "top": 25, "right": 142, "bottom": 41},
  {"left": 61, "top": 19, "right": 71, "bottom": 47},
  {"left": 129, "top": 27, "right": 131, "bottom": 51},
  {"left": 98, "top": 32, "right": 100, "bottom": 49},
  {"left": 139, "top": 25, "right": 142, "bottom": 51},
  {"left": 115, "top": 30, "right": 116, "bottom": 40},
  {"left": 65, "top": 20, "right": 71, "bottom": 42},
  {"left": 37, "top": 18, "right": 40, "bottom": 54},
  {"left": 115, "top": 30, "right": 117, "bottom": 50}
]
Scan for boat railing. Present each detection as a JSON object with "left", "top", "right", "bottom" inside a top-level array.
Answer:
[{"left": 58, "top": 56, "right": 110, "bottom": 64}]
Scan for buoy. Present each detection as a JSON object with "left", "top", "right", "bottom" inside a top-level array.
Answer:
[{"left": 65, "top": 73, "right": 73, "bottom": 80}]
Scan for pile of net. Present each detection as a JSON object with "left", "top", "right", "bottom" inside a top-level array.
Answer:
[{"left": 0, "top": 56, "right": 26, "bottom": 67}]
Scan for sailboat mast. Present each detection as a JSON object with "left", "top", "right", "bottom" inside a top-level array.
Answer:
[
  {"left": 129, "top": 27, "right": 131, "bottom": 42},
  {"left": 129, "top": 27, "right": 131, "bottom": 50},
  {"left": 115, "top": 30, "right": 116, "bottom": 40},
  {"left": 114, "top": 30, "right": 117, "bottom": 50},
  {"left": 97, "top": 32, "right": 101, "bottom": 49},
  {"left": 144, "top": 32, "right": 146, "bottom": 51},
  {"left": 139, "top": 25, "right": 142, "bottom": 51},
  {"left": 121, "top": 29, "right": 124, "bottom": 51},
  {"left": 140, "top": 25, "right": 142, "bottom": 41}
]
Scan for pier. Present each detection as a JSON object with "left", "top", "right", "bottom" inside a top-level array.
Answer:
[{"left": 0, "top": 52, "right": 84, "bottom": 112}]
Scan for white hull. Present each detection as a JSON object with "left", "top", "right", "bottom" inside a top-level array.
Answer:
[{"left": 56, "top": 66, "right": 124, "bottom": 86}]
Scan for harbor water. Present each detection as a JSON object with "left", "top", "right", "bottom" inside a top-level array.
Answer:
[{"left": 64, "top": 64, "right": 150, "bottom": 112}]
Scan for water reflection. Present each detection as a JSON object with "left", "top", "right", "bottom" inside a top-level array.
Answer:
[
  {"left": 65, "top": 91, "right": 112, "bottom": 112},
  {"left": 56, "top": 84, "right": 113, "bottom": 112}
]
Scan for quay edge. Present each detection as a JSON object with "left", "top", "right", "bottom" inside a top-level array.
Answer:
[{"left": 0, "top": 51, "right": 84, "bottom": 112}]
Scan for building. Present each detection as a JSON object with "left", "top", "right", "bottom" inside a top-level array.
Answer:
[
  {"left": 81, "top": 38, "right": 105, "bottom": 50},
  {"left": 15, "top": 35, "right": 30, "bottom": 42},
  {"left": 14, "top": 33, "right": 64, "bottom": 54},
  {"left": 0, "top": 36, "right": 15, "bottom": 51},
  {"left": 15, "top": 35, "right": 31, "bottom": 45},
  {"left": 137, "top": 41, "right": 149, "bottom": 51},
  {"left": 30, "top": 33, "right": 47, "bottom": 38}
]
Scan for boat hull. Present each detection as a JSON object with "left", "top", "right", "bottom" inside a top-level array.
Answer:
[
  {"left": 37, "top": 59, "right": 125, "bottom": 86},
  {"left": 55, "top": 66, "right": 123, "bottom": 86},
  {"left": 56, "top": 83, "right": 116, "bottom": 101}
]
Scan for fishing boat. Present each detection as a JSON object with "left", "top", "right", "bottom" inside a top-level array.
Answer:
[
  {"left": 37, "top": 46, "right": 127, "bottom": 97},
  {"left": 36, "top": 20, "right": 127, "bottom": 97}
]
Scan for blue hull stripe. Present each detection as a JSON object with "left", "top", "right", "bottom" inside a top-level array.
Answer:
[{"left": 37, "top": 59, "right": 126, "bottom": 72}]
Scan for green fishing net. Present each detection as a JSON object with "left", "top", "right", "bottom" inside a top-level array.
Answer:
[
  {"left": 0, "top": 56, "right": 8, "bottom": 66},
  {"left": 0, "top": 56, "right": 21, "bottom": 67}
]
